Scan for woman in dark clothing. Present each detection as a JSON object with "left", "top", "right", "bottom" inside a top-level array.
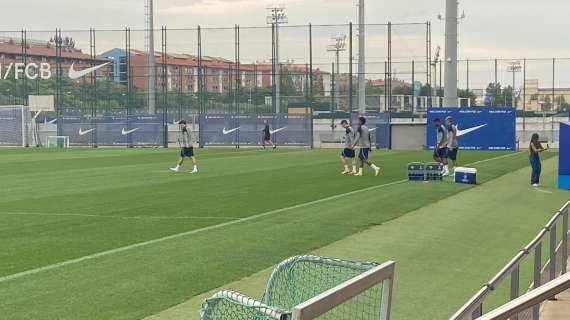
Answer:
[{"left": 529, "top": 133, "right": 549, "bottom": 187}]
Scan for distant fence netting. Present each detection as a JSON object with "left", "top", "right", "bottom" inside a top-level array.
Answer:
[
  {"left": 0, "top": 106, "right": 31, "bottom": 146},
  {"left": 198, "top": 113, "right": 312, "bottom": 147},
  {"left": 351, "top": 112, "right": 391, "bottom": 148}
]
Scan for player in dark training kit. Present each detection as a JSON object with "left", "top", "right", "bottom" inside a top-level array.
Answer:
[
  {"left": 261, "top": 120, "right": 276, "bottom": 149},
  {"left": 445, "top": 116, "right": 459, "bottom": 175},
  {"left": 339, "top": 120, "right": 357, "bottom": 175},
  {"left": 432, "top": 118, "right": 450, "bottom": 176},
  {"left": 170, "top": 120, "right": 198, "bottom": 173},
  {"left": 353, "top": 117, "right": 380, "bottom": 177}
]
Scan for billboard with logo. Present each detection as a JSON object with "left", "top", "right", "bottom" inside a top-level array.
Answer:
[
  {"left": 350, "top": 112, "right": 391, "bottom": 149},
  {"left": 198, "top": 113, "right": 312, "bottom": 147},
  {"left": 59, "top": 115, "right": 164, "bottom": 147},
  {"left": 426, "top": 107, "right": 516, "bottom": 151}
]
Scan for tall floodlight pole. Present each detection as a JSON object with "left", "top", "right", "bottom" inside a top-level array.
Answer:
[
  {"left": 443, "top": 0, "right": 458, "bottom": 107},
  {"left": 507, "top": 60, "right": 522, "bottom": 108},
  {"left": 146, "top": 0, "right": 156, "bottom": 114},
  {"left": 327, "top": 35, "right": 347, "bottom": 106},
  {"left": 267, "top": 7, "right": 288, "bottom": 114},
  {"left": 357, "top": 0, "right": 366, "bottom": 114}
]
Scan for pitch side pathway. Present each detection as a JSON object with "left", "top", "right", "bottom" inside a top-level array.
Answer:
[{"left": 146, "top": 157, "right": 569, "bottom": 320}]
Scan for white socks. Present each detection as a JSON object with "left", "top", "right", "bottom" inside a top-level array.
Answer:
[
  {"left": 344, "top": 165, "right": 349, "bottom": 171},
  {"left": 352, "top": 165, "right": 357, "bottom": 172},
  {"left": 371, "top": 164, "right": 379, "bottom": 170}
]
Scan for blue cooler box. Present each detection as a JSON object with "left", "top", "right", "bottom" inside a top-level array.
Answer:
[{"left": 454, "top": 167, "right": 477, "bottom": 185}]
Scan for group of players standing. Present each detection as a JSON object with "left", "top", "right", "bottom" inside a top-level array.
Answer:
[
  {"left": 432, "top": 116, "right": 459, "bottom": 176},
  {"left": 339, "top": 115, "right": 460, "bottom": 177}
]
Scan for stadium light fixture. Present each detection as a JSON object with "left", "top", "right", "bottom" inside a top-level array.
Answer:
[
  {"left": 266, "top": 7, "right": 288, "bottom": 114},
  {"left": 508, "top": 61, "right": 522, "bottom": 108},
  {"left": 327, "top": 35, "right": 347, "bottom": 110}
]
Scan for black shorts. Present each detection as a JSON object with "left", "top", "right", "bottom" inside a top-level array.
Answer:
[
  {"left": 263, "top": 135, "right": 271, "bottom": 141},
  {"left": 358, "top": 148, "right": 370, "bottom": 161},
  {"left": 341, "top": 148, "right": 355, "bottom": 158},
  {"left": 180, "top": 147, "right": 194, "bottom": 158},
  {"left": 447, "top": 147, "right": 458, "bottom": 161},
  {"left": 434, "top": 148, "right": 447, "bottom": 160}
]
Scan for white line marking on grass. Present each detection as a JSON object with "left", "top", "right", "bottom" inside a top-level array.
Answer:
[
  {"left": 465, "top": 151, "right": 521, "bottom": 166},
  {"left": 0, "top": 212, "right": 240, "bottom": 221},
  {"left": 534, "top": 188, "right": 553, "bottom": 194},
  {"left": 0, "top": 152, "right": 520, "bottom": 284}
]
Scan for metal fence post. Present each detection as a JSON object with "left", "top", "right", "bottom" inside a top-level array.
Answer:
[
  {"left": 349, "top": 22, "right": 353, "bottom": 115},
  {"left": 472, "top": 303, "right": 483, "bottom": 319},
  {"left": 411, "top": 60, "right": 415, "bottom": 121},
  {"left": 533, "top": 242, "right": 541, "bottom": 320},
  {"left": 523, "top": 58, "right": 526, "bottom": 132},
  {"left": 309, "top": 23, "right": 313, "bottom": 103},
  {"left": 563, "top": 209, "right": 568, "bottom": 275},
  {"left": 550, "top": 223, "right": 557, "bottom": 281},
  {"left": 491, "top": 59, "right": 499, "bottom": 107},
  {"left": 510, "top": 266, "right": 520, "bottom": 320},
  {"left": 197, "top": 25, "right": 203, "bottom": 114}
]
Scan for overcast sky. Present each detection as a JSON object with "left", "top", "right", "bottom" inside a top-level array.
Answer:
[{"left": 2, "top": 0, "right": 569, "bottom": 87}]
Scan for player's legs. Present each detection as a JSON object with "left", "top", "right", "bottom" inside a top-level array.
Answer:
[
  {"left": 340, "top": 149, "right": 355, "bottom": 174},
  {"left": 447, "top": 148, "right": 458, "bottom": 174},
  {"left": 189, "top": 148, "right": 198, "bottom": 173},
  {"left": 355, "top": 149, "right": 380, "bottom": 176},
  {"left": 340, "top": 156, "right": 350, "bottom": 174},
  {"left": 351, "top": 158, "right": 357, "bottom": 174},
  {"left": 437, "top": 148, "right": 450, "bottom": 176},
  {"left": 267, "top": 138, "right": 276, "bottom": 149},
  {"left": 170, "top": 148, "right": 187, "bottom": 172}
]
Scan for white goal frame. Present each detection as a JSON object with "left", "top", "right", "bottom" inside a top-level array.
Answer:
[{"left": 46, "top": 136, "right": 70, "bottom": 148}]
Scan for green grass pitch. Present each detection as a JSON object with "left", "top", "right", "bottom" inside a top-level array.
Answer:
[{"left": 0, "top": 148, "right": 562, "bottom": 319}]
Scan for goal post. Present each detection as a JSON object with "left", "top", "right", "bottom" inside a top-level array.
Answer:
[
  {"left": 200, "top": 256, "right": 395, "bottom": 320},
  {"left": 46, "top": 136, "right": 70, "bottom": 149},
  {"left": 0, "top": 105, "right": 31, "bottom": 147}
]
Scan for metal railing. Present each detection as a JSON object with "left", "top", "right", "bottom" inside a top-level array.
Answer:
[
  {"left": 450, "top": 200, "right": 570, "bottom": 320},
  {"left": 475, "top": 272, "right": 570, "bottom": 320}
]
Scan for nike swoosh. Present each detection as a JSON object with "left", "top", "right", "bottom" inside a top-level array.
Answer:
[
  {"left": 68, "top": 62, "right": 111, "bottom": 80},
  {"left": 369, "top": 128, "right": 377, "bottom": 132},
  {"left": 222, "top": 127, "right": 240, "bottom": 135},
  {"left": 78, "top": 128, "right": 96, "bottom": 136},
  {"left": 269, "top": 127, "right": 286, "bottom": 134},
  {"left": 456, "top": 124, "right": 487, "bottom": 137},
  {"left": 48, "top": 119, "right": 57, "bottom": 124},
  {"left": 121, "top": 128, "right": 140, "bottom": 135}
]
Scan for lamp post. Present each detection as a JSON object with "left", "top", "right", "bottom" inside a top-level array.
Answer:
[
  {"left": 507, "top": 61, "right": 522, "bottom": 108},
  {"left": 327, "top": 35, "right": 347, "bottom": 109},
  {"left": 266, "top": 7, "right": 288, "bottom": 114}
]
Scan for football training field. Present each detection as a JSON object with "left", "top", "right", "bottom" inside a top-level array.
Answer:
[{"left": 0, "top": 148, "right": 566, "bottom": 320}]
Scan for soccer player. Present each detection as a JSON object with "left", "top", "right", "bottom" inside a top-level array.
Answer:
[
  {"left": 261, "top": 120, "right": 276, "bottom": 149},
  {"left": 339, "top": 119, "right": 357, "bottom": 175},
  {"left": 170, "top": 120, "right": 198, "bottom": 173},
  {"left": 445, "top": 116, "right": 459, "bottom": 175},
  {"left": 353, "top": 116, "right": 380, "bottom": 177},
  {"left": 433, "top": 118, "right": 450, "bottom": 176}
]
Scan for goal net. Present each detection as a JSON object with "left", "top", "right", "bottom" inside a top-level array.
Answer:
[
  {"left": 200, "top": 255, "right": 394, "bottom": 320},
  {"left": 46, "top": 136, "right": 70, "bottom": 148},
  {"left": 0, "top": 106, "right": 31, "bottom": 147}
]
